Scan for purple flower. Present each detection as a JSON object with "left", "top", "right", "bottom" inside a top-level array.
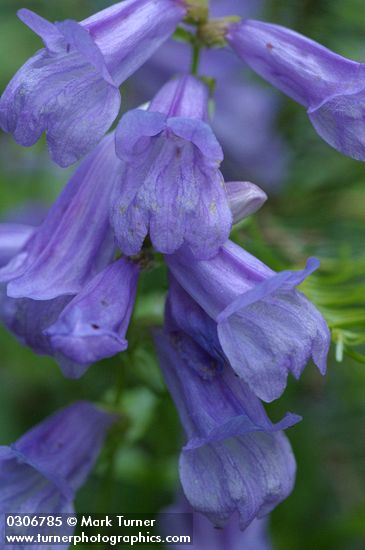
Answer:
[
  {"left": 0, "top": 0, "right": 186, "bottom": 167},
  {"left": 1, "top": 258, "right": 139, "bottom": 379},
  {"left": 111, "top": 75, "right": 232, "bottom": 259},
  {"left": 227, "top": 19, "right": 365, "bottom": 161},
  {"left": 45, "top": 258, "right": 139, "bottom": 366},
  {"left": 166, "top": 240, "right": 330, "bottom": 402},
  {"left": 166, "top": 496, "right": 271, "bottom": 550},
  {"left": 0, "top": 401, "right": 114, "bottom": 515},
  {"left": 0, "top": 133, "right": 140, "bottom": 377},
  {"left": 1, "top": 133, "right": 119, "bottom": 301},
  {"left": 155, "top": 330, "right": 298, "bottom": 529}
]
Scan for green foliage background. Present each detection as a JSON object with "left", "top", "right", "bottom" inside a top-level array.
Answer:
[{"left": 0, "top": 1, "right": 365, "bottom": 548}]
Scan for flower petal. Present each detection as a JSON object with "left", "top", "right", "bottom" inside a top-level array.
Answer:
[
  {"left": 0, "top": 224, "right": 34, "bottom": 268},
  {"left": 7, "top": 134, "right": 119, "bottom": 300},
  {"left": 45, "top": 258, "right": 139, "bottom": 365},
  {"left": 180, "top": 431, "right": 295, "bottom": 529},
  {"left": 226, "top": 181, "right": 267, "bottom": 223}
]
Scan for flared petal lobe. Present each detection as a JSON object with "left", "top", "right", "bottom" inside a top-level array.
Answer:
[
  {"left": 5, "top": 133, "right": 119, "bottom": 301},
  {"left": 0, "top": 0, "right": 185, "bottom": 166},
  {"left": 227, "top": 20, "right": 365, "bottom": 161},
  {"left": 166, "top": 241, "right": 330, "bottom": 402},
  {"left": 0, "top": 402, "right": 114, "bottom": 515},
  {"left": 112, "top": 75, "right": 232, "bottom": 258},
  {"left": 45, "top": 258, "right": 139, "bottom": 365},
  {"left": 155, "top": 331, "right": 297, "bottom": 529},
  {"left": 226, "top": 181, "right": 267, "bottom": 223},
  {"left": 0, "top": 224, "right": 34, "bottom": 267}
]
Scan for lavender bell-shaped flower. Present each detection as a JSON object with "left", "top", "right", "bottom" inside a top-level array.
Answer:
[
  {"left": 0, "top": 251, "right": 139, "bottom": 378},
  {"left": 0, "top": 401, "right": 114, "bottom": 516},
  {"left": 45, "top": 258, "right": 139, "bottom": 366},
  {"left": 1, "top": 132, "right": 119, "bottom": 301},
  {"left": 166, "top": 240, "right": 330, "bottom": 402},
  {"left": 227, "top": 19, "right": 365, "bottom": 161},
  {"left": 0, "top": 0, "right": 186, "bottom": 167},
  {"left": 155, "top": 330, "right": 299, "bottom": 529},
  {"left": 111, "top": 75, "right": 232, "bottom": 259},
  {"left": 1, "top": 259, "right": 139, "bottom": 379}
]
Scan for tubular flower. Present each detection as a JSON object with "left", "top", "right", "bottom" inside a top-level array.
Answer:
[
  {"left": 0, "top": 0, "right": 186, "bottom": 166},
  {"left": 155, "top": 330, "right": 299, "bottom": 529},
  {"left": 111, "top": 75, "right": 232, "bottom": 259},
  {"left": 45, "top": 258, "right": 139, "bottom": 366},
  {"left": 1, "top": 259, "right": 139, "bottom": 379},
  {"left": 0, "top": 402, "right": 115, "bottom": 516},
  {"left": 166, "top": 240, "right": 330, "bottom": 402},
  {"left": 1, "top": 133, "right": 120, "bottom": 301},
  {"left": 0, "top": 224, "right": 139, "bottom": 377},
  {"left": 227, "top": 19, "right": 365, "bottom": 161}
]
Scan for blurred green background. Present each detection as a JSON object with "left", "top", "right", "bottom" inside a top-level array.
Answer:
[{"left": 0, "top": 1, "right": 365, "bottom": 549}]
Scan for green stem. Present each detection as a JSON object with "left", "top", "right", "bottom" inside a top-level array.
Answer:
[{"left": 191, "top": 42, "right": 201, "bottom": 75}]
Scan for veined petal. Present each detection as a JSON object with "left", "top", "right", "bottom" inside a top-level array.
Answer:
[
  {"left": 227, "top": 19, "right": 365, "bottom": 160},
  {"left": 0, "top": 224, "right": 34, "bottom": 268},
  {"left": 155, "top": 331, "right": 297, "bottom": 529},
  {"left": 82, "top": 0, "right": 186, "bottom": 85},
  {"left": 150, "top": 74, "right": 209, "bottom": 120},
  {"left": 180, "top": 431, "right": 295, "bottom": 530},
  {"left": 7, "top": 134, "right": 120, "bottom": 300},
  {"left": 227, "top": 19, "right": 363, "bottom": 109},
  {"left": 167, "top": 241, "right": 330, "bottom": 402},
  {"left": 2, "top": 0, "right": 185, "bottom": 165},
  {"left": 113, "top": 76, "right": 231, "bottom": 258},
  {"left": 0, "top": 41, "right": 120, "bottom": 167}
]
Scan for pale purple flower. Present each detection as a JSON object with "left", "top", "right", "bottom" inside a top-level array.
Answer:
[
  {"left": 227, "top": 19, "right": 365, "bottom": 161},
  {"left": 155, "top": 330, "right": 298, "bottom": 529},
  {"left": 45, "top": 258, "right": 139, "bottom": 366},
  {"left": 0, "top": 0, "right": 186, "bottom": 166},
  {"left": 111, "top": 75, "right": 232, "bottom": 259},
  {"left": 0, "top": 401, "right": 114, "bottom": 516},
  {"left": 1, "top": 258, "right": 139, "bottom": 378},
  {"left": 166, "top": 241, "right": 330, "bottom": 402}
]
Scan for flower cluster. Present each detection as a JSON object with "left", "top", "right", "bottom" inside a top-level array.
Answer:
[{"left": 4, "top": 0, "right": 361, "bottom": 540}]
